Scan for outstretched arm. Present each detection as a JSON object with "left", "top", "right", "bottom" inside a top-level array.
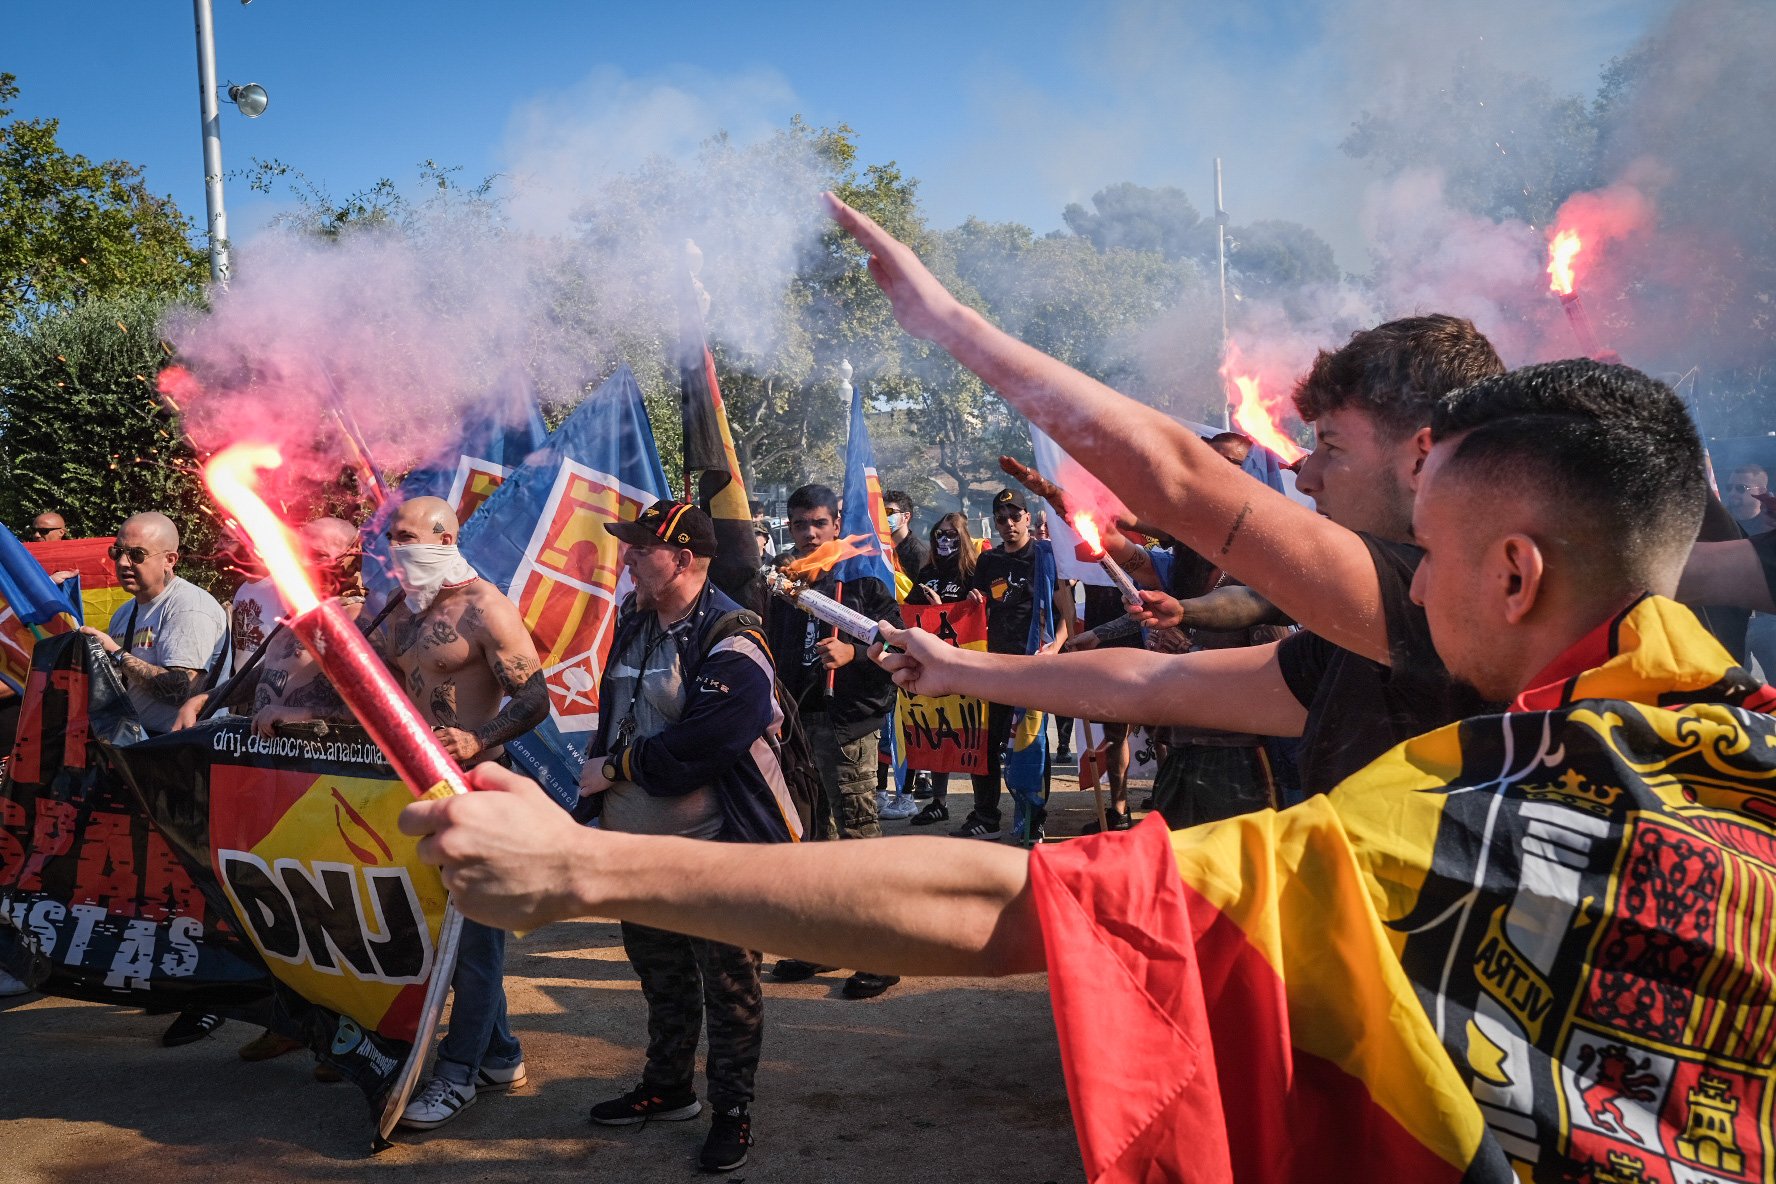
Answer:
[
  {"left": 1678, "top": 539, "right": 1776, "bottom": 613},
  {"left": 874, "top": 621, "right": 1307, "bottom": 737},
  {"left": 826, "top": 193, "right": 1387, "bottom": 664},
  {"left": 401, "top": 763, "right": 1045, "bottom": 976}
]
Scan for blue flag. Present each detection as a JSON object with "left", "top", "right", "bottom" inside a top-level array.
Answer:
[
  {"left": 833, "top": 383, "right": 898, "bottom": 590},
  {"left": 364, "top": 377, "right": 549, "bottom": 604},
  {"left": 1241, "top": 443, "right": 1290, "bottom": 495},
  {"left": 0, "top": 530, "right": 81, "bottom": 693},
  {"left": 457, "top": 365, "right": 671, "bottom": 807}
]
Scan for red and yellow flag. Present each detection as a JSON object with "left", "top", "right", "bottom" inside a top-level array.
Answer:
[{"left": 1033, "top": 597, "right": 1776, "bottom": 1183}]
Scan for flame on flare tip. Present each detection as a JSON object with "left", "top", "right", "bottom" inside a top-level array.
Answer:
[
  {"left": 1547, "top": 228, "right": 1582, "bottom": 296},
  {"left": 202, "top": 443, "right": 321, "bottom": 616},
  {"left": 1071, "top": 509, "right": 1107, "bottom": 558},
  {"left": 781, "top": 533, "right": 874, "bottom": 581}
]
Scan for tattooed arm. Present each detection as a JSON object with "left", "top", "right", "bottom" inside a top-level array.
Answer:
[
  {"left": 117, "top": 653, "right": 204, "bottom": 705},
  {"left": 435, "top": 592, "right": 549, "bottom": 761}
]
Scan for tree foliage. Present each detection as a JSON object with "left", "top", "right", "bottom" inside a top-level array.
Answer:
[
  {"left": 0, "top": 292, "right": 223, "bottom": 583},
  {"left": 0, "top": 74, "right": 206, "bottom": 322}
]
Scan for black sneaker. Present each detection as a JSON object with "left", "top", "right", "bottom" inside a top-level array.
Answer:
[
  {"left": 950, "top": 815, "right": 1002, "bottom": 840},
  {"left": 911, "top": 773, "right": 935, "bottom": 800},
  {"left": 700, "top": 1105, "right": 753, "bottom": 1173},
  {"left": 1081, "top": 808, "right": 1132, "bottom": 835},
  {"left": 768, "top": 959, "right": 836, "bottom": 982},
  {"left": 162, "top": 1009, "right": 225, "bottom": 1047},
  {"left": 590, "top": 1083, "right": 702, "bottom": 1126},
  {"left": 842, "top": 972, "right": 901, "bottom": 999},
  {"left": 1017, "top": 808, "right": 1048, "bottom": 848},
  {"left": 909, "top": 800, "right": 949, "bottom": 826}
]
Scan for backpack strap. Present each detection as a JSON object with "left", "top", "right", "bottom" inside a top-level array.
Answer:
[{"left": 685, "top": 608, "right": 765, "bottom": 685}]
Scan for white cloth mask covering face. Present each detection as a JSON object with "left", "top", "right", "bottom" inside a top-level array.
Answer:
[{"left": 389, "top": 544, "right": 477, "bottom": 613}]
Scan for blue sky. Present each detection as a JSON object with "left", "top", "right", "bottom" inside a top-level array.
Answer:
[{"left": 12, "top": 1, "right": 1669, "bottom": 266}]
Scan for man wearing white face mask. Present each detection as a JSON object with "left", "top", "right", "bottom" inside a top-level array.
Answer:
[{"left": 367, "top": 496, "right": 552, "bottom": 1131}]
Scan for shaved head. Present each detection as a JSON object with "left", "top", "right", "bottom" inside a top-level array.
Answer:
[
  {"left": 391, "top": 496, "right": 459, "bottom": 545},
  {"left": 119, "top": 512, "right": 180, "bottom": 552},
  {"left": 300, "top": 517, "right": 360, "bottom": 566}
]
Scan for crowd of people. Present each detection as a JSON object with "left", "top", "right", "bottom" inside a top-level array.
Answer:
[{"left": 6, "top": 192, "right": 1776, "bottom": 1178}]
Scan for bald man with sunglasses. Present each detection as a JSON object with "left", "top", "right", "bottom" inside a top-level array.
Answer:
[{"left": 80, "top": 512, "right": 227, "bottom": 737}]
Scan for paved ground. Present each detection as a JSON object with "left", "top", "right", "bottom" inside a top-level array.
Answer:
[{"left": 0, "top": 767, "right": 1141, "bottom": 1184}]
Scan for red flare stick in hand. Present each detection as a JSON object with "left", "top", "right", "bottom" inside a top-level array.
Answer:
[{"left": 204, "top": 442, "right": 465, "bottom": 799}]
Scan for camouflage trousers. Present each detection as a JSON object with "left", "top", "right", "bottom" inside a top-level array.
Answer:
[
  {"left": 806, "top": 716, "right": 882, "bottom": 840},
  {"left": 620, "top": 921, "right": 763, "bottom": 1110}
]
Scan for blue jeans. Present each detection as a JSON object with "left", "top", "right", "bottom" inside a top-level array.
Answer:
[{"left": 434, "top": 919, "right": 522, "bottom": 1084}]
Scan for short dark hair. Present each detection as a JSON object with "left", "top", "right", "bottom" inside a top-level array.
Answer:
[
  {"left": 1293, "top": 314, "right": 1505, "bottom": 442},
  {"left": 884, "top": 489, "right": 913, "bottom": 514},
  {"left": 788, "top": 484, "right": 839, "bottom": 517},
  {"left": 1430, "top": 360, "right": 1706, "bottom": 595}
]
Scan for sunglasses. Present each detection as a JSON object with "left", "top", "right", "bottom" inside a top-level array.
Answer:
[
  {"left": 27, "top": 527, "right": 60, "bottom": 537},
  {"left": 1727, "top": 483, "right": 1766, "bottom": 494},
  {"left": 108, "top": 545, "right": 171, "bottom": 564},
  {"left": 934, "top": 529, "right": 961, "bottom": 539}
]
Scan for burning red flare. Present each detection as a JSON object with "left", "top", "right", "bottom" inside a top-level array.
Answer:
[
  {"left": 1219, "top": 346, "right": 1306, "bottom": 465},
  {"left": 1071, "top": 510, "right": 1107, "bottom": 560},
  {"left": 782, "top": 534, "right": 874, "bottom": 582},
  {"left": 203, "top": 442, "right": 319, "bottom": 615},
  {"left": 1547, "top": 228, "right": 1582, "bottom": 297}
]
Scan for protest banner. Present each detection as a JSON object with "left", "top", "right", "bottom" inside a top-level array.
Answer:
[{"left": 894, "top": 598, "right": 990, "bottom": 775}]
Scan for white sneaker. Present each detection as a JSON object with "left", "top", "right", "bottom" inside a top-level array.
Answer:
[
  {"left": 0, "top": 967, "right": 30, "bottom": 997},
  {"left": 879, "top": 792, "right": 919, "bottom": 820},
  {"left": 399, "top": 1076, "right": 477, "bottom": 1130},
  {"left": 474, "top": 1061, "right": 526, "bottom": 1092}
]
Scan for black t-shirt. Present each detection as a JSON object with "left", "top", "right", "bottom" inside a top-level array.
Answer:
[
  {"left": 971, "top": 542, "right": 1048, "bottom": 654},
  {"left": 1275, "top": 535, "right": 1495, "bottom": 797},
  {"left": 912, "top": 561, "right": 970, "bottom": 605}
]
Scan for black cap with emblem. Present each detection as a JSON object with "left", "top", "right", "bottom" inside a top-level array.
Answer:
[{"left": 605, "top": 500, "right": 720, "bottom": 557}]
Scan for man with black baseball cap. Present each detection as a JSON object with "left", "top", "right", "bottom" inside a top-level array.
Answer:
[
  {"left": 956, "top": 487, "right": 1072, "bottom": 843},
  {"left": 580, "top": 499, "right": 796, "bottom": 1172}
]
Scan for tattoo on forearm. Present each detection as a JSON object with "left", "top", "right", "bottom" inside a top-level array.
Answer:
[
  {"left": 1093, "top": 616, "right": 1143, "bottom": 642},
  {"left": 472, "top": 669, "right": 548, "bottom": 750},
  {"left": 1121, "top": 548, "right": 1150, "bottom": 574},
  {"left": 261, "top": 666, "right": 290, "bottom": 697},
  {"left": 117, "top": 653, "right": 201, "bottom": 705},
  {"left": 1219, "top": 503, "right": 1253, "bottom": 556},
  {"left": 252, "top": 684, "right": 275, "bottom": 714}
]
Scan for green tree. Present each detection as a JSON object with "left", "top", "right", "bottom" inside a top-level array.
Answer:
[
  {"left": 0, "top": 74, "right": 207, "bottom": 321},
  {"left": 0, "top": 292, "right": 223, "bottom": 583}
]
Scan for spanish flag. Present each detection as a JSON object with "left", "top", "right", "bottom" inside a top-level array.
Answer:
[{"left": 1033, "top": 596, "right": 1776, "bottom": 1183}]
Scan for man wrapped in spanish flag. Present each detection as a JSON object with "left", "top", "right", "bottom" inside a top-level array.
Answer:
[{"left": 401, "top": 360, "right": 1776, "bottom": 1184}]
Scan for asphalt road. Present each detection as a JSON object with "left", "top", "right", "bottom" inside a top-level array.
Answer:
[{"left": 1, "top": 774, "right": 1137, "bottom": 1184}]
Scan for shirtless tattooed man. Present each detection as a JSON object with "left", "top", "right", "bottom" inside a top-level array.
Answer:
[{"left": 373, "top": 496, "right": 551, "bottom": 1131}]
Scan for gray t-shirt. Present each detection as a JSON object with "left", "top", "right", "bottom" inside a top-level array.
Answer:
[
  {"left": 106, "top": 576, "right": 229, "bottom": 735},
  {"left": 599, "top": 614, "right": 722, "bottom": 840}
]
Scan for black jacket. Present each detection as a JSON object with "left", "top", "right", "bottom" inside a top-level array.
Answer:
[{"left": 765, "top": 569, "right": 902, "bottom": 744}]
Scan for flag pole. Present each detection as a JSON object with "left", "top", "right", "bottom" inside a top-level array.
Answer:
[{"left": 1215, "top": 158, "right": 1231, "bottom": 431}]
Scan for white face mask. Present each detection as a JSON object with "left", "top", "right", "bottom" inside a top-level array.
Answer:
[
  {"left": 389, "top": 543, "right": 477, "bottom": 613},
  {"left": 934, "top": 536, "right": 959, "bottom": 558},
  {"left": 887, "top": 512, "right": 907, "bottom": 533}
]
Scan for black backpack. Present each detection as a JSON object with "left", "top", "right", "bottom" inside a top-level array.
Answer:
[{"left": 688, "top": 609, "right": 825, "bottom": 843}]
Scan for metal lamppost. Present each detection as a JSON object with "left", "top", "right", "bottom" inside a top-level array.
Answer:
[{"left": 192, "top": 0, "right": 268, "bottom": 287}]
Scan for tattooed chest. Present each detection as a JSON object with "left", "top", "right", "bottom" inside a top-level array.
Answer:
[{"left": 397, "top": 611, "right": 476, "bottom": 673}]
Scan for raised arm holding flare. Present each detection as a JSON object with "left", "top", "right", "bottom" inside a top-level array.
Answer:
[{"left": 825, "top": 192, "right": 1388, "bottom": 660}]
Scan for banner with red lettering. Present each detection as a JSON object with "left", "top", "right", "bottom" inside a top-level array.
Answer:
[
  {"left": 894, "top": 599, "right": 990, "bottom": 774},
  {"left": 1, "top": 634, "right": 442, "bottom": 1133}
]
